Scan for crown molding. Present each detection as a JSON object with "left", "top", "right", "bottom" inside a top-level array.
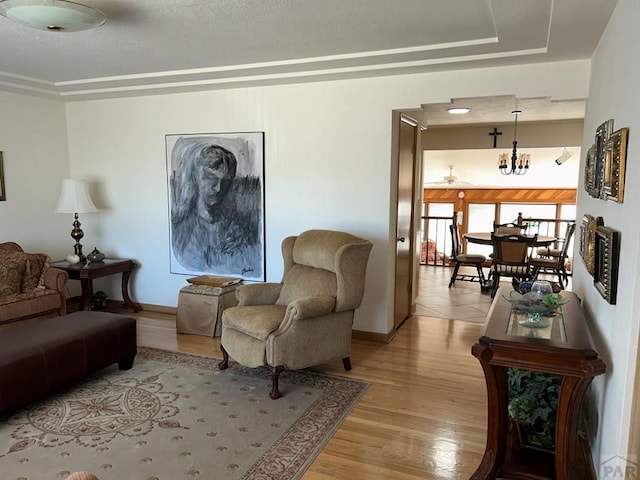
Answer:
[{"left": 0, "top": 45, "right": 547, "bottom": 101}]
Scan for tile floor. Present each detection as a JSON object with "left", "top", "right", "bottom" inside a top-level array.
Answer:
[
  {"left": 415, "top": 265, "right": 571, "bottom": 323},
  {"left": 415, "top": 265, "right": 492, "bottom": 323}
]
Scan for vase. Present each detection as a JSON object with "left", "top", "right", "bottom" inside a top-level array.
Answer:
[
  {"left": 87, "top": 248, "right": 105, "bottom": 263},
  {"left": 66, "top": 253, "right": 80, "bottom": 264}
]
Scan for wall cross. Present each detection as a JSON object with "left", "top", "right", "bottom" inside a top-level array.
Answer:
[{"left": 489, "top": 127, "right": 502, "bottom": 148}]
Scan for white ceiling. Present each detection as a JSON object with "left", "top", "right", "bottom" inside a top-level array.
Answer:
[
  {"left": 420, "top": 95, "right": 587, "bottom": 126},
  {"left": 0, "top": 0, "right": 617, "bottom": 102}
]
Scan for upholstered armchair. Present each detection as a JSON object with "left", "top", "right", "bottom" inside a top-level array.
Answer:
[{"left": 218, "top": 229, "right": 373, "bottom": 399}]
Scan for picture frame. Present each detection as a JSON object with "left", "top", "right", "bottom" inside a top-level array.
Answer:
[
  {"left": 583, "top": 144, "right": 597, "bottom": 197},
  {"left": 593, "top": 119, "right": 614, "bottom": 199},
  {"left": 579, "top": 214, "right": 603, "bottom": 276},
  {"left": 0, "top": 152, "right": 5, "bottom": 201},
  {"left": 166, "top": 132, "right": 266, "bottom": 281},
  {"left": 602, "top": 127, "right": 629, "bottom": 203},
  {"left": 593, "top": 225, "right": 620, "bottom": 304},
  {"left": 579, "top": 215, "right": 591, "bottom": 272}
]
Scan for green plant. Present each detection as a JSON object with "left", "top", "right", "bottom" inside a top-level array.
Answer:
[
  {"left": 507, "top": 368, "right": 561, "bottom": 451},
  {"left": 508, "top": 368, "right": 588, "bottom": 452}
]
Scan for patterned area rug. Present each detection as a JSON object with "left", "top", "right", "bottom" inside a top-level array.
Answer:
[{"left": 0, "top": 347, "right": 369, "bottom": 480}]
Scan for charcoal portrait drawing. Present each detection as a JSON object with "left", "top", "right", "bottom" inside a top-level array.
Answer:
[{"left": 166, "top": 132, "right": 265, "bottom": 281}]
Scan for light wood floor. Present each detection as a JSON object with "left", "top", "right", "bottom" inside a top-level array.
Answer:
[{"left": 130, "top": 309, "right": 488, "bottom": 479}]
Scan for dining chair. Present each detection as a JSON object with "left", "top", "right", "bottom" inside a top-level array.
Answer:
[
  {"left": 493, "top": 221, "right": 527, "bottom": 235},
  {"left": 530, "top": 223, "right": 576, "bottom": 288},
  {"left": 536, "top": 222, "right": 576, "bottom": 259},
  {"left": 487, "top": 222, "right": 527, "bottom": 285},
  {"left": 448, "top": 223, "right": 486, "bottom": 288},
  {"left": 489, "top": 232, "right": 538, "bottom": 298}
]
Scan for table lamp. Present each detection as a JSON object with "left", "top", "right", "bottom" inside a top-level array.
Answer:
[{"left": 55, "top": 179, "right": 98, "bottom": 264}]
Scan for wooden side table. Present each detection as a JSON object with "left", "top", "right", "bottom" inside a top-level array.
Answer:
[
  {"left": 51, "top": 258, "right": 141, "bottom": 312},
  {"left": 471, "top": 288, "right": 605, "bottom": 480}
]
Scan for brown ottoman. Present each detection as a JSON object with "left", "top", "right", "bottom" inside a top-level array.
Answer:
[{"left": 0, "top": 311, "right": 136, "bottom": 417}]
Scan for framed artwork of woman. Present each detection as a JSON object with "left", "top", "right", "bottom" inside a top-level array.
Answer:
[{"left": 166, "top": 132, "right": 265, "bottom": 281}]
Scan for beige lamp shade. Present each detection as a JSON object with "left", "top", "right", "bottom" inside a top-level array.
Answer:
[{"left": 55, "top": 179, "right": 98, "bottom": 213}]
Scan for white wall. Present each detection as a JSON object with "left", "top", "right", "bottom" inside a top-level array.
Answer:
[
  {"left": 65, "top": 85, "right": 392, "bottom": 333},
  {"left": 573, "top": 0, "right": 640, "bottom": 471},
  {"left": 62, "top": 61, "right": 590, "bottom": 335},
  {"left": 0, "top": 92, "right": 70, "bottom": 253}
]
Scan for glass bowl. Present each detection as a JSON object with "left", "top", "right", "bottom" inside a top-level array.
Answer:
[
  {"left": 503, "top": 291, "right": 569, "bottom": 328},
  {"left": 512, "top": 278, "right": 562, "bottom": 294}
]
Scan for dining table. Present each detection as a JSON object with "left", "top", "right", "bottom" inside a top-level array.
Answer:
[{"left": 463, "top": 232, "right": 556, "bottom": 246}]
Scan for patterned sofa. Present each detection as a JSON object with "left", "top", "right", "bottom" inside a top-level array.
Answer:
[{"left": 0, "top": 242, "right": 68, "bottom": 328}]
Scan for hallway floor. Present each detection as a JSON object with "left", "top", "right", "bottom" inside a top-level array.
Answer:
[
  {"left": 415, "top": 265, "right": 492, "bottom": 323},
  {"left": 415, "top": 265, "right": 571, "bottom": 323}
]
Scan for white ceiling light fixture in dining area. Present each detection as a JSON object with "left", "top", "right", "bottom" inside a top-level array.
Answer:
[
  {"left": 443, "top": 165, "right": 458, "bottom": 184},
  {"left": 498, "top": 110, "right": 530, "bottom": 176},
  {"left": 425, "top": 165, "right": 473, "bottom": 186},
  {"left": 0, "top": 0, "right": 106, "bottom": 32}
]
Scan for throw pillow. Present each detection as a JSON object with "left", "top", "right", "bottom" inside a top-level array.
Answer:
[
  {"left": 0, "top": 252, "right": 49, "bottom": 292},
  {"left": 0, "top": 242, "right": 23, "bottom": 255},
  {"left": 0, "top": 252, "right": 50, "bottom": 292},
  {"left": 25, "top": 253, "right": 50, "bottom": 291},
  {"left": 0, "top": 256, "right": 26, "bottom": 296}
]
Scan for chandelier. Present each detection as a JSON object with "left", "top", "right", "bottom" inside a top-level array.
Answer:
[{"left": 498, "top": 110, "right": 529, "bottom": 175}]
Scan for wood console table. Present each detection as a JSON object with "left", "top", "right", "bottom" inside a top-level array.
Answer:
[
  {"left": 471, "top": 288, "right": 605, "bottom": 480},
  {"left": 51, "top": 258, "right": 142, "bottom": 312}
]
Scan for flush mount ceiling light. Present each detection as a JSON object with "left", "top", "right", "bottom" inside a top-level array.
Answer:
[
  {"left": 447, "top": 107, "right": 471, "bottom": 114},
  {"left": 0, "top": 0, "right": 106, "bottom": 32}
]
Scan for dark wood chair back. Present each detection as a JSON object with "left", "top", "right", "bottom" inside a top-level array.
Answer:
[
  {"left": 449, "top": 223, "right": 462, "bottom": 259},
  {"left": 530, "top": 223, "right": 576, "bottom": 288},
  {"left": 488, "top": 233, "right": 538, "bottom": 297},
  {"left": 448, "top": 223, "right": 486, "bottom": 288},
  {"left": 559, "top": 223, "right": 576, "bottom": 258},
  {"left": 491, "top": 232, "right": 538, "bottom": 265},
  {"left": 493, "top": 221, "right": 527, "bottom": 235}
]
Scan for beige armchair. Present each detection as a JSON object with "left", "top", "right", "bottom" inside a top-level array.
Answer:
[{"left": 218, "top": 229, "right": 373, "bottom": 399}]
